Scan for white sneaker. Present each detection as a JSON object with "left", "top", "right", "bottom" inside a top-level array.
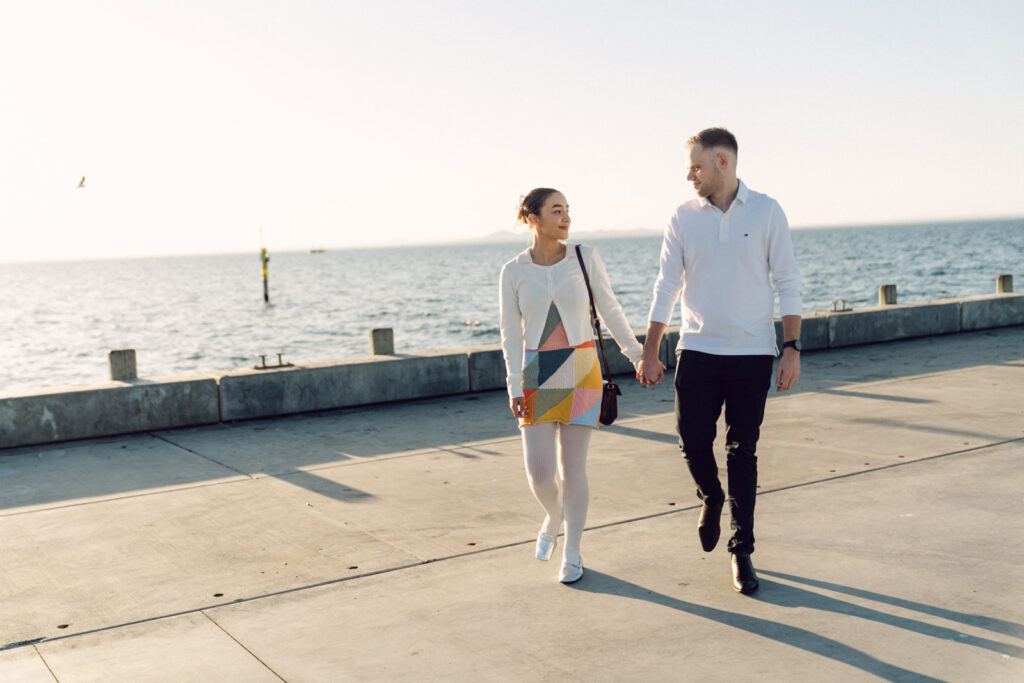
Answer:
[{"left": 559, "top": 558, "right": 583, "bottom": 583}]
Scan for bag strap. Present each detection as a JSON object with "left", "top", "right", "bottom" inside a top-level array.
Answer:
[{"left": 575, "top": 245, "right": 612, "bottom": 382}]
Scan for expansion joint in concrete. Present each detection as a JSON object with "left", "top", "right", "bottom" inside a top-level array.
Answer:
[
  {"left": 756, "top": 436, "right": 1024, "bottom": 500},
  {"left": 32, "top": 645, "right": 58, "bottom": 682},
  {"left": 201, "top": 611, "right": 286, "bottom": 682},
  {"left": 148, "top": 432, "right": 253, "bottom": 478}
]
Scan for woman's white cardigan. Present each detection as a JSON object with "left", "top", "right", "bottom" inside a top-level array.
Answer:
[{"left": 499, "top": 244, "right": 644, "bottom": 400}]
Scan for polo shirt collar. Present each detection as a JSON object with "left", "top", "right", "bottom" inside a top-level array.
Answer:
[
  {"left": 697, "top": 179, "right": 749, "bottom": 209},
  {"left": 736, "top": 179, "right": 749, "bottom": 204}
]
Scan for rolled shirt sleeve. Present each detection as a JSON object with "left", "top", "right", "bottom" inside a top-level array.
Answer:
[
  {"left": 767, "top": 203, "right": 802, "bottom": 317},
  {"left": 648, "top": 217, "right": 684, "bottom": 325}
]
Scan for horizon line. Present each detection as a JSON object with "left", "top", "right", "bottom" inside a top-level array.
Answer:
[{"left": 3, "top": 215, "right": 1022, "bottom": 266}]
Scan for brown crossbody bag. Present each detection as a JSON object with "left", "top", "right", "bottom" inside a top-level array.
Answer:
[{"left": 574, "top": 245, "right": 621, "bottom": 426}]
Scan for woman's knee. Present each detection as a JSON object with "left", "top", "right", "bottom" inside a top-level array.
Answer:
[{"left": 525, "top": 449, "right": 558, "bottom": 481}]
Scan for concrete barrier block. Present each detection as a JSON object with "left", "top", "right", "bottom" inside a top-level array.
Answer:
[
  {"left": 467, "top": 344, "right": 506, "bottom": 392},
  {"left": 802, "top": 314, "right": 829, "bottom": 350},
  {"left": 828, "top": 301, "right": 961, "bottom": 348},
  {"left": 219, "top": 351, "right": 470, "bottom": 422},
  {"left": 961, "top": 293, "right": 1024, "bottom": 331},
  {"left": 662, "top": 328, "right": 681, "bottom": 368},
  {"left": 601, "top": 331, "right": 646, "bottom": 378},
  {"left": 0, "top": 377, "right": 220, "bottom": 449},
  {"left": 774, "top": 314, "right": 829, "bottom": 352}
]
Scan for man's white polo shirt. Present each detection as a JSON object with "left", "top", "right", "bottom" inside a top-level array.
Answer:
[{"left": 648, "top": 180, "right": 802, "bottom": 356}]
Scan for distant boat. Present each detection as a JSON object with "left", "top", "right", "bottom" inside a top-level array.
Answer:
[{"left": 309, "top": 245, "right": 325, "bottom": 253}]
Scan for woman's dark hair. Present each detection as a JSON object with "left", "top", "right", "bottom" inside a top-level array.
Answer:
[{"left": 517, "top": 187, "right": 560, "bottom": 224}]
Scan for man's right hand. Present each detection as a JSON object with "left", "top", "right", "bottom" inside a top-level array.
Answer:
[{"left": 637, "top": 354, "right": 665, "bottom": 386}]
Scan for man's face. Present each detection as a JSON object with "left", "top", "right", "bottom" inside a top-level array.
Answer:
[{"left": 686, "top": 144, "right": 722, "bottom": 199}]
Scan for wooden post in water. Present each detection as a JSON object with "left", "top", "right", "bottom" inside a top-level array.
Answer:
[
  {"left": 370, "top": 328, "right": 395, "bottom": 355},
  {"left": 878, "top": 284, "right": 897, "bottom": 305},
  {"left": 997, "top": 274, "right": 1013, "bottom": 293},
  {"left": 261, "top": 246, "right": 270, "bottom": 303},
  {"left": 109, "top": 349, "right": 137, "bottom": 381}
]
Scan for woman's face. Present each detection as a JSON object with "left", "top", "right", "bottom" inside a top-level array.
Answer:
[{"left": 529, "top": 192, "right": 570, "bottom": 241}]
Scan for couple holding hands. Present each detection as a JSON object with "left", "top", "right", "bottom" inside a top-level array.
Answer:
[{"left": 498, "top": 127, "right": 803, "bottom": 593}]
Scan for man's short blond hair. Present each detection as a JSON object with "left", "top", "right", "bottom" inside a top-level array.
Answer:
[{"left": 687, "top": 127, "right": 738, "bottom": 157}]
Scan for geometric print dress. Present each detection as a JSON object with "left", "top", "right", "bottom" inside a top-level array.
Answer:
[{"left": 520, "top": 301, "right": 605, "bottom": 428}]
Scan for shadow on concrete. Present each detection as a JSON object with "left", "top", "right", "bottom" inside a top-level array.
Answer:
[
  {"left": 759, "top": 569, "right": 1024, "bottom": 640},
  {"left": 754, "top": 577, "right": 1024, "bottom": 661},
  {"left": 816, "top": 389, "right": 937, "bottom": 404},
  {"left": 274, "top": 470, "right": 372, "bottom": 502},
  {"left": 594, "top": 423, "right": 679, "bottom": 445},
  {"left": 846, "top": 417, "right": 1011, "bottom": 443},
  {"left": 775, "top": 325, "right": 1024, "bottom": 397},
  {"left": 572, "top": 570, "right": 945, "bottom": 682}
]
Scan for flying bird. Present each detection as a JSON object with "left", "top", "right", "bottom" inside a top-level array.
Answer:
[{"left": 77, "top": 176, "right": 86, "bottom": 188}]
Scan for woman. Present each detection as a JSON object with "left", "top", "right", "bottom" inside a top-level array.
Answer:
[{"left": 499, "top": 188, "right": 644, "bottom": 583}]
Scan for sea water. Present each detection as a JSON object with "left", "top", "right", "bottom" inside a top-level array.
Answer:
[{"left": 2, "top": 218, "right": 1021, "bottom": 392}]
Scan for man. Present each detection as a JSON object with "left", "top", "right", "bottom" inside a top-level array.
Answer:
[{"left": 637, "top": 127, "right": 802, "bottom": 594}]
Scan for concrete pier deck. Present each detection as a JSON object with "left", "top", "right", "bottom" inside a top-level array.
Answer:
[{"left": 2, "top": 326, "right": 1023, "bottom": 682}]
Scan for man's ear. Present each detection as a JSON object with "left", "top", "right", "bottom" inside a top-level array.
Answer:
[{"left": 716, "top": 151, "right": 730, "bottom": 171}]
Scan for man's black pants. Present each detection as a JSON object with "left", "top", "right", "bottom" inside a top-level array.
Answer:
[{"left": 674, "top": 350, "right": 774, "bottom": 555}]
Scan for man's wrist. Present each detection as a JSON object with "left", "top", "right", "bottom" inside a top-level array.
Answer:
[{"left": 782, "top": 339, "right": 802, "bottom": 353}]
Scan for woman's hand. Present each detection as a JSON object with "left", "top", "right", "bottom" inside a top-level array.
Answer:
[
  {"left": 510, "top": 396, "right": 527, "bottom": 419},
  {"left": 637, "top": 355, "right": 666, "bottom": 386}
]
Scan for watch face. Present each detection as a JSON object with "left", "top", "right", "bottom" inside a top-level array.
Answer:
[{"left": 785, "top": 340, "right": 802, "bottom": 351}]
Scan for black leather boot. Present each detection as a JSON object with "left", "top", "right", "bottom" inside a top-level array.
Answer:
[
  {"left": 698, "top": 498, "right": 724, "bottom": 552},
  {"left": 731, "top": 552, "right": 759, "bottom": 594}
]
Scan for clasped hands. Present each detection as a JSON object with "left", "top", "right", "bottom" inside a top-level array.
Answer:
[{"left": 636, "top": 354, "right": 666, "bottom": 387}]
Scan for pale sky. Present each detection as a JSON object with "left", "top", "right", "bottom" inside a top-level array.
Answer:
[{"left": 1, "top": 0, "right": 1022, "bottom": 263}]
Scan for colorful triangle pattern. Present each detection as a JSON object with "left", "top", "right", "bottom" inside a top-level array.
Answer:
[
  {"left": 520, "top": 302, "right": 605, "bottom": 427},
  {"left": 535, "top": 389, "right": 575, "bottom": 423},
  {"left": 568, "top": 396, "right": 602, "bottom": 426},
  {"left": 539, "top": 303, "right": 562, "bottom": 346}
]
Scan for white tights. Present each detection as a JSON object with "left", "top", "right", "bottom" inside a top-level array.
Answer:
[{"left": 520, "top": 422, "right": 593, "bottom": 565}]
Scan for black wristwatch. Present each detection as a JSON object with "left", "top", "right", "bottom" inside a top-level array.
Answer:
[{"left": 782, "top": 340, "right": 802, "bottom": 352}]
